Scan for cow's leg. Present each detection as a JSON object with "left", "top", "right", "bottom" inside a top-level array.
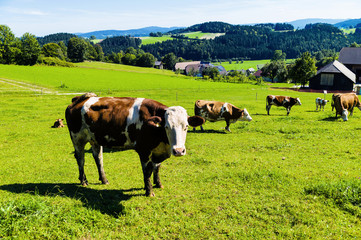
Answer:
[
  {"left": 140, "top": 157, "right": 154, "bottom": 197},
  {"left": 91, "top": 143, "right": 109, "bottom": 184},
  {"left": 225, "top": 120, "right": 231, "bottom": 132},
  {"left": 200, "top": 125, "right": 204, "bottom": 131},
  {"left": 152, "top": 162, "right": 163, "bottom": 189},
  {"left": 266, "top": 105, "right": 271, "bottom": 115},
  {"left": 316, "top": 104, "right": 318, "bottom": 111},
  {"left": 73, "top": 142, "right": 88, "bottom": 186},
  {"left": 286, "top": 107, "right": 291, "bottom": 115},
  {"left": 350, "top": 107, "right": 354, "bottom": 116}
]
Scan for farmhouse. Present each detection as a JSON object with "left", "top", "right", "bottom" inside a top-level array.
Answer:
[
  {"left": 308, "top": 60, "right": 355, "bottom": 91},
  {"left": 174, "top": 61, "right": 201, "bottom": 72},
  {"left": 338, "top": 47, "right": 361, "bottom": 83}
]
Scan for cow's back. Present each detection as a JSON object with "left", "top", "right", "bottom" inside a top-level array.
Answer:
[
  {"left": 195, "top": 100, "right": 226, "bottom": 121},
  {"left": 66, "top": 95, "right": 167, "bottom": 149}
]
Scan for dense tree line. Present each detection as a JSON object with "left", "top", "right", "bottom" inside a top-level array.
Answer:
[
  {"left": 99, "top": 36, "right": 141, "bottom": 55},
  {"left": 37, "top": 33, "right": 77, "bottom": 46}
]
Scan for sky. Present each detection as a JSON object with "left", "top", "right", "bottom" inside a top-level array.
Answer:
[{"left": 1, "top": 0, "right": 361, "bottom": 37}]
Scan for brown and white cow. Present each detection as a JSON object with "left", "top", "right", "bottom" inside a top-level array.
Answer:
[
  {"left": 266, "top": 95, "right": 301, "bottom": 115},
  {"left": 65, "top": 93, "right": 203, "bottom": 197},
  {"left": 52, "top": 118, "right": 64, "bottom": 128},
  {"left": 332, "top": 93, "right": 361, "bottom": 121},
  {"left": 315, "top": 97, "right": 328, "bottom": 111},
  {"left": 193, "top": 100, "right": 252, "bottom": 132}
]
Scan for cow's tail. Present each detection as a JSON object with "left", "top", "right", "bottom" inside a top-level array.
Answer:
[{"left": 71, "top": 92, "right": 98, "bottom": 104}]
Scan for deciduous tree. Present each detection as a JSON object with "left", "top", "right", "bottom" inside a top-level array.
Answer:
[
  {"left": 67, "top": 37, "right": 87, "bottom": 62},
  {"left": 18, "top": 32, "right": 41, "bottom": 65},
  {"left": 289, "top": 52, "right": 317, "bottom": 87}
]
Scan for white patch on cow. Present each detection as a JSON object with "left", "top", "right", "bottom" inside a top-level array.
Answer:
[
  {"left": 342, "top": 109, "right": 348, "bottom": 121},
  {"left": 81, "top": 97, "right": 100, "bottom": 115},
  {"left": 164, "top": 106, "right": 188, "bottom": 156},
  {"left": 123, "top": 98, "right": 145, "bottom": 147},
  {"left": 127, "top": 98, "right": 144, "bottom": 130},
  {"left": 296, "top": 98, "right": 302, "bottom": 105}
]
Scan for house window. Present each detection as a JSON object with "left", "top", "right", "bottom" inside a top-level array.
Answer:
[{"left": 320, "top": 74, "right": 334, "bottom": 86}]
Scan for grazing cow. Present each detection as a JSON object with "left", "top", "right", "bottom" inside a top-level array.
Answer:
[
  {"left": 52, "top": 118, "right": 64, "bottom": 128},
  {"left": 315, "top": 97, "right": 328, "bottom": 111},
  {"left": 266, "top": 95, "right": 301, "bottom": 115},
  {"left": 193, "top": 100, "right": 252, "bottom": 132},
  {"left": 332, "top": 93, "right": 361, "bottom": 121},
  {"left": 65, "top": 93, "right": 203, "bottom": 197}
]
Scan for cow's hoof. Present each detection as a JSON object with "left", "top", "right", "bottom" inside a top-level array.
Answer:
[
  {"left": 81, "top": 182, "right": 88, "bottom": 187},
  {"left": 102, "top": 180, "right": 109, "bottom": 185},
  {"left": 154, "top": 184, "right": 164, "bottom": 189},
  {"left": 145, "top": 192, "right": 155, "bottom": 197}
]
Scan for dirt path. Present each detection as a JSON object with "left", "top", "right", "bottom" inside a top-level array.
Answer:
[{"left": 0, "top": 77, "right": 83, "bottom": 95}]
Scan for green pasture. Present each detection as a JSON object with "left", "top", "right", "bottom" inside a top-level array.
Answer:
[
  {"left": 140, "top": 35, "right": 174, "bottom": 45},
  {"left": 213, "top": 59, "right": 270, "bottom": 71},
  {"left": 140, "top": 32, "right": 226, "bottom": 45},
  {"left": 1, "top": 63, "right": 361, "bottom": 239},
  {"left": 213, "top": 59, "right": 295, "bottom": 71}
]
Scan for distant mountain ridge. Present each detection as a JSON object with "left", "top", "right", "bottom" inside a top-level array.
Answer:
[
  {"left": 287, "top": 18, "right": 347, "bottom": 29},
  {"left": 334, "top": 18, "right": 361, "bottom": 28},
  {"left": 76, "top": 26, "right": 181, "bottom": 39}
]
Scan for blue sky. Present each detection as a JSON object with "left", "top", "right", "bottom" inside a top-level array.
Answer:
[{"left": 1, "top": 0, "right": 361, "bottom": 36}]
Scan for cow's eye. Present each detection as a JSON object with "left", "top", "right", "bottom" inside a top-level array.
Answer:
[{"left": 184, "top": 125, "right": 189, "bottom": 131}]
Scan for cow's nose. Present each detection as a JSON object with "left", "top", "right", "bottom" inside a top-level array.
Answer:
[{"left": 173, "top": 148, "right": 186, "bottom": 156}]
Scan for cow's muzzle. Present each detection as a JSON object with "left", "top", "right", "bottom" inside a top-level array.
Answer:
[{"left": 172, "top": 147, "right": 186, "bottom": 156}]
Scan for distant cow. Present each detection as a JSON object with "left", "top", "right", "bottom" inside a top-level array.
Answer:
[
  {"left": 65, "top": 93, "right": 203, "bottom": 197},
  {"left": 332, "top": 93, "right": 361, "bottom": 121},
  {"left": 52, "top": 118, "right": 64, "bottom": 128},
  {"left": 194, "top": 100, "right": 252, "bottom": 132},
  {"left": 266, "top": 95, "right": 301, "bottom": 115},
  {"left": 315, "top": 98, "right": 328, "bottom": 111}
]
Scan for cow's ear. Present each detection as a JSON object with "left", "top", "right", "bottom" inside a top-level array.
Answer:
[
  {"left": 146, "top": 116, "right": 162, "bottom": 128},
  {"left": 188, "top": 116, "right": 205, "bottom": 127}
]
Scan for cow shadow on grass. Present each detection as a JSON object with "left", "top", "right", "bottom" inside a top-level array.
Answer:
[
  {"left": 320, "top": 116, "right": 339, "bottom": 122},
  {"left": 189, "top": 129, "right": 227, "bottom": 134},
  {"left": 0, "top": 183, "right": 143, "bottom": 217}
]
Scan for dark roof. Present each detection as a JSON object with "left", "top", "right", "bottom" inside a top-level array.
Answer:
[
  {"left": 316, "top": 60, "right": 355, "bottom": 83},
  {"left": 339, "top": 47, "right": 361, "bottom": 65}
]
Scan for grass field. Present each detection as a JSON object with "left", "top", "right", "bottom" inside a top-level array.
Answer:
[
  {"left": 140, "top": 32, "right": 226, "bottom": 45},
  {"left": 1, "top": 62, "right": 361, "bottom": 239}
]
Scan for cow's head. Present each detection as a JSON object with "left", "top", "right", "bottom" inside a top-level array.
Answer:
[
  {"left": 164, "top": 106, "right": 189, "bottom": 157},
  {"left": 342, "top": 109, "right": 349, "bottom": 121},
  {"left": 240, "top": 108, "right": 252, "bottom": 121},
  {"left": 295, "top": 98, "right": 302, "bottom": 105}
]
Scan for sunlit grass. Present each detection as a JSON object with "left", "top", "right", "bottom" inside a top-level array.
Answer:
[{"left": 0, "top": 63, "right": 361, "bottom": 238}]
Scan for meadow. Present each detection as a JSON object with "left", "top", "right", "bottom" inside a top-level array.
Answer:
[
  {"left": 140, "top": 32, "right": 226, "bottom": 45},
  {"left": 1, "top": 62, "right": 361, "bottom": 239}
]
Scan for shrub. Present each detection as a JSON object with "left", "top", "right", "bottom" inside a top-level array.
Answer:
[{"left": 36, "top": 56, "right": 75, "bottom": 67}]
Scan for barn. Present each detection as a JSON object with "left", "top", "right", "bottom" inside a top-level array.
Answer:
[
  {"left": 338, "top": 47, "right": 361, "bottom": 84},
  {"left": 309, "top": 60, "right": 356, "bottom": 91}
]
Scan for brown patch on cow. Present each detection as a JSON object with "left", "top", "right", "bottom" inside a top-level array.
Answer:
[{"left": 188, "top": 116, "right": 205, "bottom": 127}]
